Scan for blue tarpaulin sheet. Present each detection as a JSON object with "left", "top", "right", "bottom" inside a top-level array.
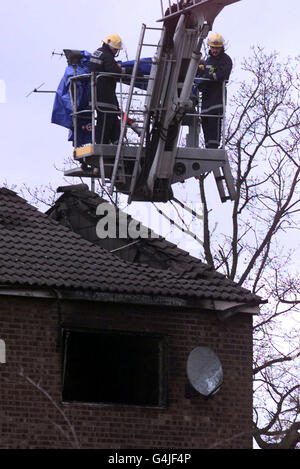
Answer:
[{"left": 51, "top": 51, "right": 152, "bottom": 145}]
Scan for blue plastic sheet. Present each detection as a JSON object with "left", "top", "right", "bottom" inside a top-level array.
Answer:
[
  {"left": 51, "top": 52, "right": 152, "bottom": 146},
  {"left": 51, "top": 51, "right": 92, "bottom": 145}
]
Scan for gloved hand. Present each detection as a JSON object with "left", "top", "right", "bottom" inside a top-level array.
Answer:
[{"left": 198, "top": 59, "right": 205, "bottom": 71}]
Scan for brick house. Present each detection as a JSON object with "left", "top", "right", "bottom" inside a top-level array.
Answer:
[{"left": 0, "top": 186, "right": 263, "bottom": 449}]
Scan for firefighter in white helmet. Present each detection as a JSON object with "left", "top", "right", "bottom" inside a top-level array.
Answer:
[
  {"left": 90, "top": 34, "right": 129, "bottom": 144},
  {"left": 197, "top": 33, "right": 232, "bottom": 148}
]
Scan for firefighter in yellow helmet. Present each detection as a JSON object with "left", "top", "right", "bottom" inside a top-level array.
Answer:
[
  {"left": 90, "top": 34, "right": 128, "bottom": 144},
  {"left": 197, "top": 33, "right": 232, "bottom": 148}
]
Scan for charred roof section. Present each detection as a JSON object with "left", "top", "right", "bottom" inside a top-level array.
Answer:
[
  {"left": 0, "top": 187, "right": 263, "bottom": 308},
  {"left": 47, "top": 184, "right": 214, "bottom": 276}
]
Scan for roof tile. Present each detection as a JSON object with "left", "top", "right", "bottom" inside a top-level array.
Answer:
[{"left": 0, "top": 188, "right": 262, "bottom": 305}]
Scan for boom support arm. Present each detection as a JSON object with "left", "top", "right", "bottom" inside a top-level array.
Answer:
[{"left": 145, "top": 0, "right": 240, "bottom": 201}]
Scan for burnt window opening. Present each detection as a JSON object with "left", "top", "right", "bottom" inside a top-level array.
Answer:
[{"left": 62, "top": 328, "right": 167, "bottom": 407}]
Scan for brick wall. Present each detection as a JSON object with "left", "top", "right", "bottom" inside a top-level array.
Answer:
[{"left": 0, "top": 295, "right": 253, "bottom": 449}]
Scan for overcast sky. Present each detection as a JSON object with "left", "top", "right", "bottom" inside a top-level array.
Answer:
[{"left": 0, "top": 0, "right": 299, "bottom": 253}]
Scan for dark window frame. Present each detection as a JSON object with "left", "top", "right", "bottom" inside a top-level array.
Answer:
[{"left": 61, "top": 326, "right": 168, "bottom": 408}]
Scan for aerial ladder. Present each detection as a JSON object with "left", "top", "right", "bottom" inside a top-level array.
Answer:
[{"left": 64, "top": 0, "right": 240, "bottom": 203}]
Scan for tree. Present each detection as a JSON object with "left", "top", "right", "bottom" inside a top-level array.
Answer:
[
  {"left": 197, "top": 47, "right": 300, "bottom": 449},
  {"left": 14, "top": 47, "right": 300, "bottom": 449}
]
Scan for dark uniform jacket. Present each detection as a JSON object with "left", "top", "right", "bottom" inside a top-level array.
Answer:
[
  {"left": 197, "top": 49, "right": 232, "bottom": 114},
  {"left": 90, "top": 42, "right": 123, "bottom": 111}
]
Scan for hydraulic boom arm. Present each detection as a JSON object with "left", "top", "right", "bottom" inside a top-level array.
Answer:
[{"left": 146, "top": 0, "right": 240, "bottom": 201}]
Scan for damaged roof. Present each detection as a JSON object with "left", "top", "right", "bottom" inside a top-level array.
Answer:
[
  {"left": 0, "top": 187, "right": 262, "bottom": 307},
  {"left": 47, "top": 184, "right": 219, "bottom": 276}
]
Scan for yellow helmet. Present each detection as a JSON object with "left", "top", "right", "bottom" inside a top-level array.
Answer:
[
  {"left": 103, "top": 33, "right": 123, "bottom": 50},
  {"left": 207, "top": 33, "right": 225, "bottom": 48}
]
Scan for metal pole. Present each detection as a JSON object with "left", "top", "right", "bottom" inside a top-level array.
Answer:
[
  {"left": 90, "top": 72, "right": 96, "bottom": 146},
  {"left": 160, "top": 0, "right": 164, "bottom": 17},
  {"left": 221, "top": 80, "right": 226, "bottom": 149},
  {"left": 90, "top": 71, "right": 96, "bottom": 193},
  {"left": 110, "top": 23, "right": 147, "bottom": 195},
  {"left": 73, "top": 65, "right": 78, "bottom": 148}
]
